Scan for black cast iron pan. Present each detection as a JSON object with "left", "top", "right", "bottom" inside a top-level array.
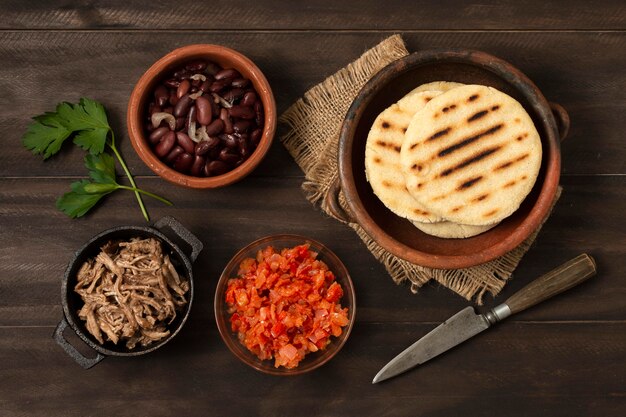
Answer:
[{"left": 53, "top": 216, "right": 203, "bottom": 369}]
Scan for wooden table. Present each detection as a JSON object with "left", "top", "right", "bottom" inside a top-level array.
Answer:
[{"left": 1, "top": 2, "right": 624, "bottom": 416}]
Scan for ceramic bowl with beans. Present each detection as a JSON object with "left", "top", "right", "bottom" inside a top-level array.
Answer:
[{"left": 128, "top": 44, "right": 276, "bottom": 188}]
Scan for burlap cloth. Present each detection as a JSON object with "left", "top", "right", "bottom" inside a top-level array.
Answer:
[{"left": 279, "top": 34, "right": 560, "bottom": 304}]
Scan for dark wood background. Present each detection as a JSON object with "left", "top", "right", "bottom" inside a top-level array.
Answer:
[{"left": 1, "top": 2, "right": 624, "bottom": 416}]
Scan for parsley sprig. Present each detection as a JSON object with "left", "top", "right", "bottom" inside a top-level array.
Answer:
[{"left": 22, "top": 98, "right": 172, "bottom": 220}]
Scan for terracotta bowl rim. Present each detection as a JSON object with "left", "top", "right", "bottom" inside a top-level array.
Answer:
[
  {"left": 338, "top": 49, "right": 561, "bottom": 269},
  {"left": 127, "top": 43, "right": 277, "bottom": 188}
]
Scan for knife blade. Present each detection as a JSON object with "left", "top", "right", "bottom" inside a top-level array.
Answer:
[{"left": 373, "top": 253, "right": 596, "bottom": 384}]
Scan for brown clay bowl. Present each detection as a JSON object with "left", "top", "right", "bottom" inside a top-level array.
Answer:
[
  {"left": 127, "top": 44, "right": 276, "bottom": 188},
  {"left": 334, "top": 50, "right": 566, "bottom": 269}
]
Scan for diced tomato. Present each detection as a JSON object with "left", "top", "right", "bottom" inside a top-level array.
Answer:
[
  {"left": 270, "top": 322, "right": 285, "bottom": 338},
  {"left": 325, "top": 282, "right": 343, "bottom": 302},
  {"left": 225, "top": 243, "right": 350, "bottom": 369},
  {"left": 235, "top": 289, "right": 249, "bottom": 307}
]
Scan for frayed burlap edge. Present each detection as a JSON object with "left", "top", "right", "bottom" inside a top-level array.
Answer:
[{"left": 279, "top": 34, "right": 561, "bottom": 304}]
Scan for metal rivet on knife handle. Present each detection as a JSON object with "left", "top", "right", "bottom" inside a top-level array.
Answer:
[{"left": 503, "top": 253, "right": 596, "bottom": 316}]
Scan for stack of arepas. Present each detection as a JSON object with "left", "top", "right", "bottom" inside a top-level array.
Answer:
[{"left": 365, "top": 82, "right": 542, "bottom": 238}]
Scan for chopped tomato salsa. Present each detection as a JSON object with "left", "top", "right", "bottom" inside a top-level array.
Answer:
[{"left": 225, "top": 244, "right": 350, "bottom": 368}]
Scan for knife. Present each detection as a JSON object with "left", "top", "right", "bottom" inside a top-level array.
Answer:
[{"left": 373, "top": 253, "right": 597, "bottom": 384}]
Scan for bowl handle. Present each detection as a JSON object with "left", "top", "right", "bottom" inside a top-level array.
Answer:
[
  {"left": 549, "top": 102, "right": 570, "bottom": 142},
  {"left": 53, "top": 317, "right": 105, "bottom": 369},
  {"left": 153, "top": 216, "right": 204, "bottom": 262},
  {"left": 324, "top": 177, "right": 356, "bottom": 223}
]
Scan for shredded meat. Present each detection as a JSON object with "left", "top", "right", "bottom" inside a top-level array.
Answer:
[{"left": 74, "top": 237, "right": 189, "bottom": 349}]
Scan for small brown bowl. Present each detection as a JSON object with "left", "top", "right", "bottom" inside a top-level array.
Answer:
[
  {"left": 127, "top": 44, "right": 277, "bottom": 188},
  {"left": 334, "top": 50, "right": 567, "bottom": 269},
  {"left": 214, "top": 235, "right": 356, "bottom": 375}
]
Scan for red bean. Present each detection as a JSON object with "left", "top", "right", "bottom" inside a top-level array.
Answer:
[
  {"left": 155, "top": 131, "right": 176, "bottom": 158},
  {"left": 176, "top": 132, "right": 195, "bottom": 154},
  {"left": 154, "top": 85, "right": 169, "bottom": 107},
  {"left": 220, "top": 108, "right": 234, "bottom": 134},
  {"left": 219, "top": 133, "right": 238, "bottom": 149},
  {"left": 195, "top": 96, "right": 212, "bottom": 125},
  {"left": 186, "top": 60, "right": 207, "bottom": 72},
  {"left": 231, "top": 78, "right": 250, "bottom": 88},
  {"left": 233, "top": 120, "right": 251, "bottom": 133},
  {"left": 165, "top": 145, "right": 184, "bottom": 163},
  {"left": 169, "top": 92, "right": 179, "bottom": 106},
  {"left": 238, "top": 135, "right": 251, "bottom": 158},
  {"left": 190, "top": 155, "right": 206, "bottom": 176},
  {"left": 223, "top": 88, "right": 245, "bottom": 102},
  {"left": 195, "top": 137, "right": 219, "bottom": 155},
  {"left": 173, "top": 69, "right": 191, "bottom": 80},
  {"left": 190, "top": 86, "right": 199, "bottom": 94},
  {"left": 164, "top": 79, "right": 180, "bottom": 89},
  {"left": 205, "top": 118, "right": 224, "bottom": 136},
  {"left": 209, "top": 96, "right": 220, "bottom": 117},
  {"left": 205, "top": 61, "right": 221, "bottom": 76},
  {"left": 229, "top": 105, "right": 255, "bottom": 119},
  {"left": 219, "top": 148, "right": 239, "bottom": 165},
  {"left": 214, "top": 68, "right": 241, "bottom": 81},
  {"left": 254, "top": 101, "right": 263, "bottom": 126},
  {"left": 174, "top": 94, "right": 192, "bottom": 117},
  {"left": 200, "top": 80, "right": 212, "bottom": 93},
  {"left": 250, "top": 128, "right": 262, "bottom": 146},
  {"left": 241, "top": 91, "right": 257, "bottom": 107},
  {"left": 177, "top": 79, "right": 191, "bottom": 99},
  {"left": 149, "top": 126, "right": 170, "bottom": 144},
  {"left": 205, "top": 160, "right": 230, "bottom": 176},
  {"left": 209, "top": 80, "right": 229, "bottom": 93},
  {"left": 208, "top": 146, "right": 221, "bottom": 160},
  {"left": 175, "top": 117, "right": 185, "bottom": 131},
  {"left": 174, "top": 153, "right": 194, "bottom": 173}
]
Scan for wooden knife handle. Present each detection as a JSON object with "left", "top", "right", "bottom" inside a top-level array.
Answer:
[{"left": 505, "top": 254, "right": 597, "bottom": 315}]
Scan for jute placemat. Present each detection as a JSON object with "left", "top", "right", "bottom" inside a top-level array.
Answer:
[{"left": 280, "top": 34, "right": 560, "bottom": 304}]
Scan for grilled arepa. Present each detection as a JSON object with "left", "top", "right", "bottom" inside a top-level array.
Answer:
[
  {"left": 400, "top": 84, "right": 542, "bottom": 226},
  {"left": 365, "top": 89, "right": 445, "bottom": 222}
]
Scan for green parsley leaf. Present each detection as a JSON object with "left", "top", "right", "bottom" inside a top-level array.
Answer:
[
  {"left": 85, "top": 153, "right": 117, "bottom": 184},
  {"left": 21, "top": 98, "right": 110, "bottom": 159},
  {"left": 56, "top": 179, "right": 117, "bottom": 218},
  {"left": 56, "top": 154, "right": 121, "bottom": 218},
  {"left": 22, "top": 113, "right": 72, "bottom": 159},
  {"left": 24, "top": 98, "right": 173, "bottom": 220},
  {"left": 56, "top": 99, "right": 110, "bottom": 154}
]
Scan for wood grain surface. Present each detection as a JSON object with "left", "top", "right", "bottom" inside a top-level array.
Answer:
[{"left": 0, "top": 1, "right": 624, "bottom": 416}]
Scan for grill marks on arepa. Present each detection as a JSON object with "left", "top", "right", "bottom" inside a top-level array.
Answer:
[
  {"left": 364, "top": 90, "right": 446, "bottom": 223},
  {"left": 400, "top": 84, "right": 542, "bottom": 226}
]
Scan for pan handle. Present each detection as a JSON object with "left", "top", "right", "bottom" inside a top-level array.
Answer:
[
  {"left": 53, "top": 317, "right": 105, "bottom": 369},
  {"left": 324, "top": 177, "right": 355, "bottom": 223},
  {"left": 549, "top": 102, "right": 570, "bottom": 142},
  {"left": 154, "top": 216, "right": 203, "bottom": 262}
]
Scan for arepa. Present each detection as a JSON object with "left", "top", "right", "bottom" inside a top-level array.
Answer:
[
  {"left": 411, "top": 219, "right": 497, "bottom": 239},
  {"left": 400, "top": 84, "right": 542, "bottom": 226},
  {"left": 409, "top": 81, "right": 465, "bottom": 95},
  {"left": 365, "top": 90, "right": 445, "bottom": 222}
]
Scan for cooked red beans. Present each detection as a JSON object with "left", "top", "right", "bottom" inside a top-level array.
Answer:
[{"left": 145, "top": 59, "right": 264, "bottom": 177}]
